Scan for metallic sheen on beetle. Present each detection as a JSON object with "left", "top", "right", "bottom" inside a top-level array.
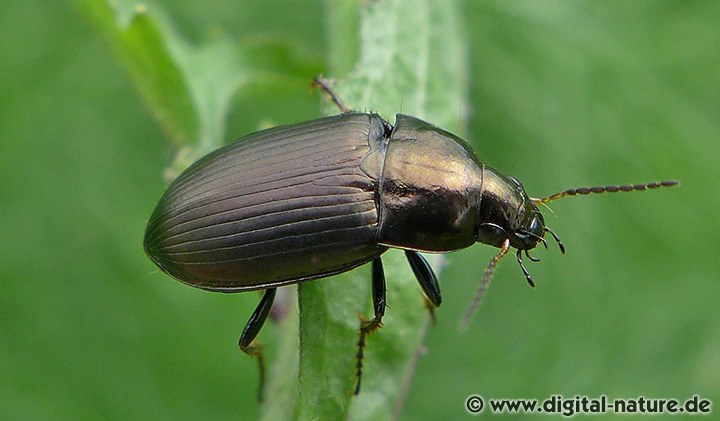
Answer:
[
  {"left": 143, "top": 91, "right": 678, "bottom": 398},
  {"left": 144, "top": 112, "right": 543, "bottom": 290}
]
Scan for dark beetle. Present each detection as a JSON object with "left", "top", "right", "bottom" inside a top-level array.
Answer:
[
  {"left": 144, "top": 112, "right": 525, "bottom": 289},
  {"left": 144, "top": 79, "right": 677, "bottom": 397}
]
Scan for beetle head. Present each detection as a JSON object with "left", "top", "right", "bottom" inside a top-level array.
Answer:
[
  {"left": 475, "top": 167, "right": 566, "bottom": 289},
  {"left": 462, "top": 176, "right": 678, "bottom": 329},
  {"left": 476, "top": 167, "right": 549, "bottom": 252}
]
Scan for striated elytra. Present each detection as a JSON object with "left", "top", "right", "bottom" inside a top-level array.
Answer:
[
  {"left": 143, "top": 80, "right": 678, "bottom": 398},
  {"left": 143, "top": 112, "right": 526, "bottom": 290}
]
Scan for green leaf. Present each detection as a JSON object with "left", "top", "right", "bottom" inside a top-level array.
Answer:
[
  {"left": 290, "top": 1, "right": 469, "bottom": 419},
  {"left": 6, "top": 0, "right": 715, "bottom": 419},
  {"left": 75, "top": 0, "right": 198, "bottom": 150},
  {"left": 79, "top": 0, "right": 468, "bottom": 418},
  {"left": 76, "top": 0, "right": 314, "bottom": 178}
]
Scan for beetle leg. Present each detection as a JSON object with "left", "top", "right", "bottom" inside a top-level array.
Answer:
[
  {"left": 515, "top": 249, "right": 536, "bottom": 288},
  {"left": 460, "top": 238, "right": 511, "bottom": 330},
  {"left": 238, "top": 288, "right": 277, "bottom": 402},
  {"left": 355, "top": 257, "right": 386, "bottom": 395},
  {"left": 405, "top": 250, "right": 442, "bottom": 323},
  {"left": 312, "top": 77, "right": 351, "bottom": 113}
]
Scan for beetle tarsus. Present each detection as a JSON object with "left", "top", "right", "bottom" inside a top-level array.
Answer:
[
  {"left": 239, "top": 340, "right": 267, "bottom": 402},
  {"left": 423, "top": 297, "right": 438, "bottom": 325},
  {"left": 238, "top": 288, "right": 277, "bottom": 402},
  {"left": 355, "top": 258, "right": 387, "bottom": 395},
  {"left": 355, "top": 315, "right": 384, "bottom": 395}
]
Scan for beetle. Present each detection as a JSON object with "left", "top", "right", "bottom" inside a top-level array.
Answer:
[{"left": 143, "top": 78, "right": 677, "bottom": 398}]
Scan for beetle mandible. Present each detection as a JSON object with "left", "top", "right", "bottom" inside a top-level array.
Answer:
[{"left": 143, "top": 77, "right": 678, "bottom": 398}]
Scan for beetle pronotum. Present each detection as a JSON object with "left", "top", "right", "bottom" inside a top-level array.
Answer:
[{"left": 143, "top": 77, "right": 677, "bottom": 398}]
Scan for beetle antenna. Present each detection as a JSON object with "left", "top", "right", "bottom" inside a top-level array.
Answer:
[
  {"left": 461, "top": 239, "right": 510, "bottom": 330},
  {"left": 544, "top": 226, "right": 565, "bottom": 254},
  {"left": 535, "top": 180, "right": 679, "bottom": 205},
  {"left": 312, "top": 77, "right": 351, "bottom": 113}
]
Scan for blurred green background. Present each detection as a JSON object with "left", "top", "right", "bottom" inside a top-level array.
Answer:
[{"left": 2, "top": 0, "right": 718, "bottom": 419}]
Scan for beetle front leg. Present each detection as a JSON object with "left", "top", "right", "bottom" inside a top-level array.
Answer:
[
  {"left": 405, "top": 250, "right": 442, "bottom": 323},
  {"left": 355, "top": 257, "right": 386, "bottom": 395},
  {"left": 238, "top": 287, "right": 277, "bottom": 401}
]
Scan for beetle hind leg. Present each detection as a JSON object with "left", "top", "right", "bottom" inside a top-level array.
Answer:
[
  {"left": 312, "top": 77, "right": 351, "bottom": 113},
  {"left": 238, "top": 287, "right": 277, "bottom": 402},
  {"left": 405, "top": 250, "right": 442, "bottom": 323},
  {"left": 355, "top": 257, "right": 386, "bottom": 395}
]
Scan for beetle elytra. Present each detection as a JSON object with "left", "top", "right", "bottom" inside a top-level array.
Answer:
[{"left": 144, "top": 78, "right": 678, "bottom": 398}]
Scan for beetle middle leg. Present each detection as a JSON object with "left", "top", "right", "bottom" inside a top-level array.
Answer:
[
  {"left": 405, "top": 250, "right": 442, "bottom": 323},
  {"left": 355, "top": 257, "right": 386, "bottom": 395},
  {"left": 238, "top": 287, "right": 277, "bottom": 401}
]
